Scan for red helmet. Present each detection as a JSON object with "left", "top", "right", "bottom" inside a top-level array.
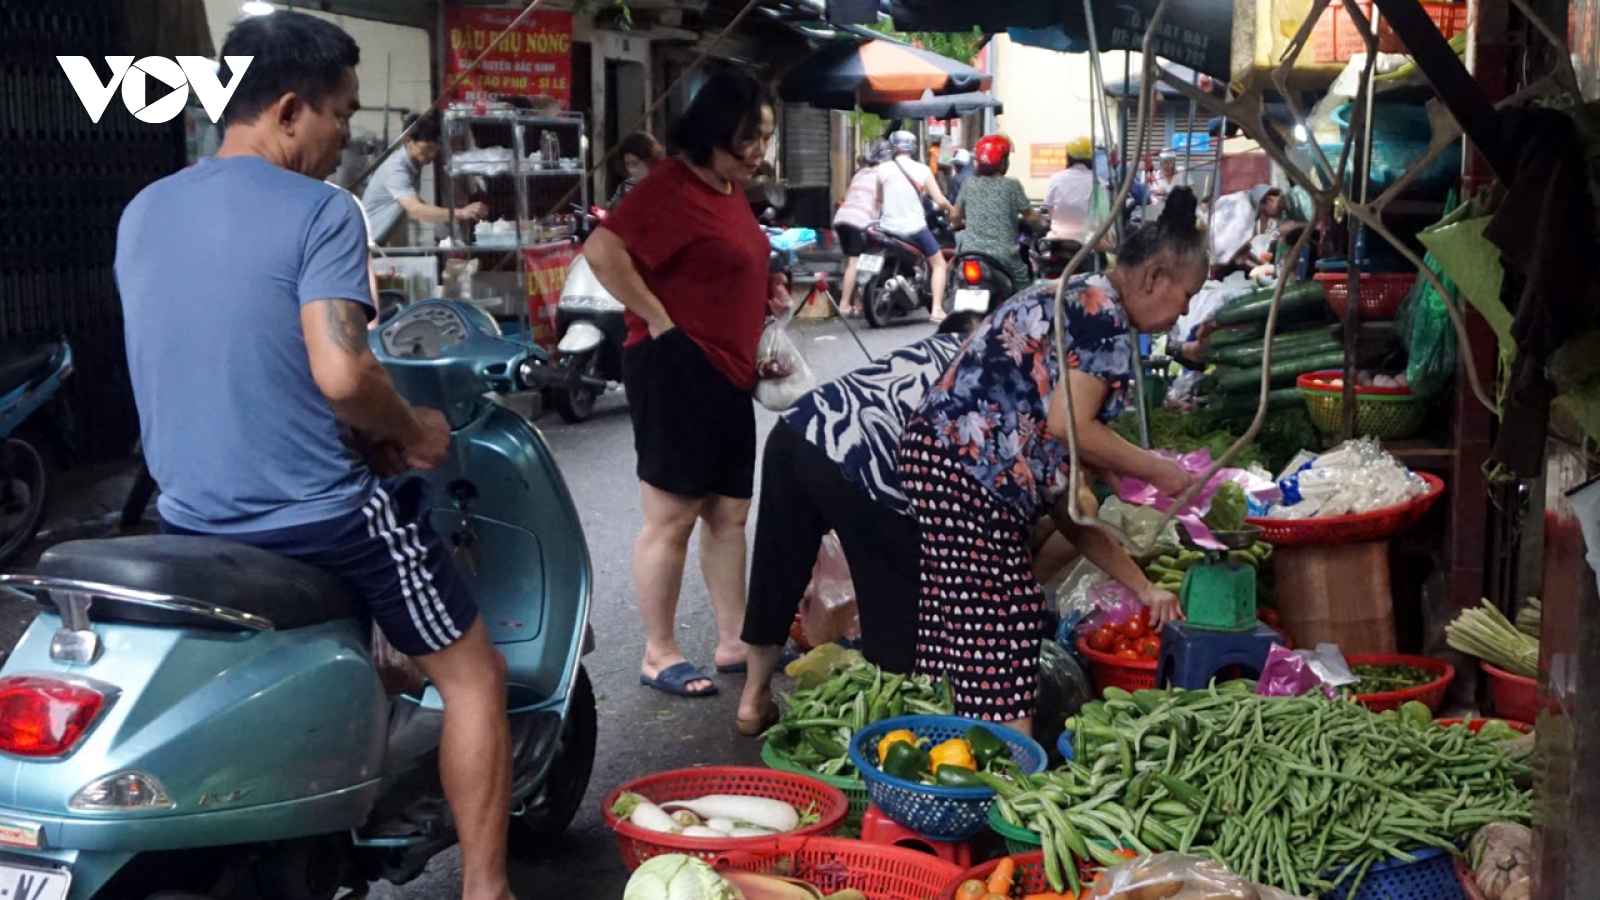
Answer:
[{"left": 974, "top": 135, "right": 1011, "bottom": 168}]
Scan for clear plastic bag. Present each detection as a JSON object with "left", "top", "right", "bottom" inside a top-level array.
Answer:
[
  {"left": 1087, "top": 851, "right": 1312, "bottom": 900},
  {"left": 798, "top": 532, "right": 860, "bottom": 647},
  {"left": 753, "top": 308, "right": 817, "bottom": 411},
  {"left": 1269, "top": 437, "right": 1427, "bottom": 518}
]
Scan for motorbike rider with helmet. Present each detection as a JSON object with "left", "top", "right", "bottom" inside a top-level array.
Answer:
[
  {"left": 876, "top": 131, "right": 956, "bottom": 320},
  {"left": 949, "top": 135, "right": 1045, "bottom": 289}
]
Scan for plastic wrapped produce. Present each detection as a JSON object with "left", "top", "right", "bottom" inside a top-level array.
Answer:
[{"left": 1268, "top": 437, "right": 1427, "bottom": 518}]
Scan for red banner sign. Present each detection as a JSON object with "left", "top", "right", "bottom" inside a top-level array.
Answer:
[
  {"left": 445, "top": 8, "right": 574, "bottom": 107},
  {"left": 524, "top": 241, "right": 580, "bottom": 349}
]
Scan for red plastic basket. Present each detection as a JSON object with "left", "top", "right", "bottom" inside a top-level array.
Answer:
[
  {"left": 1481, "top": 662, "right": 1540, "bottom": 724},
  {"left": 1315, "top": 272, "right": 1417, "bottom": 320},
  {"left": 1435, "top": 717, "right": 1533, "bottom": 734},
  {"left": 943, "top": 850, "right": 1109, "bottom": 899},
  {"left": 1456, "top": 857, "right": 1491, "bottom": 900},
  {"left": 1344, "top": 653, "right": 1455, "bottom": 713},
  {"left": 1076, "top": 636, "right": 1157, "bottom": 694},
  {"left": 601, "top": 766, "right": 849, "bottom": 870},
  {"left": 1311, "top": 2, "right": 1468, "bottom": 64},
  {"left": 715, "top": 836, "right": 965, "bottom": 900},
  {"left": 1246, "top": 471, "right": 1445, "bottom": 546}
]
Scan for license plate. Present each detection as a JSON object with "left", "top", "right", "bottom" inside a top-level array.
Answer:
[
  {"left": 0, "top": 863, "right": 70, "bottom": 900},
  {"left": 857, "top": 254, "right": 884, "bottom": 275},
  {"left": 953, "top": 289, "right": 990, "bottom": 313}
]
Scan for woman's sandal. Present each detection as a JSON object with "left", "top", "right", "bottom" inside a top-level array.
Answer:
[{"left": 737, "top": 699, "right": 781, "bottom": 737}]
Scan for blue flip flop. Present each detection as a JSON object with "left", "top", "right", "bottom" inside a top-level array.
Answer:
[
  {"left": 715, "top": 661, "right": 748, "bottom": 674},
  {"left": 640, "top": 661, "right": 719, "bottom": 697}
]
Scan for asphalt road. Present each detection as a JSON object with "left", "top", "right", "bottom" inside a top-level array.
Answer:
[{"left": 0, "top": 312, "right": 938, "bottom": 900}]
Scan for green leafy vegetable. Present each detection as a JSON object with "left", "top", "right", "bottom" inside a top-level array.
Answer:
[{"left": 1202, "top": 482, "right": 1248, "bottom": 532}]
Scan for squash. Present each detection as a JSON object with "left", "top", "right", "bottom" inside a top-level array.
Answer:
[
  {"left": 1474, "top": 845, "right": 1534, "bottom": 900},
  {"left": 1499, "top": 878, "right": 1532, "bottom": 900}
]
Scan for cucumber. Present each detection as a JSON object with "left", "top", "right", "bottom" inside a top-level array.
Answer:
[
  {"left": 1208, "top": 325, "right": 1265, "bottom": 348},
  {"left": 1204, "top": 324, "right": 1343, "bottom": 366},
  {"left": 1209, "top": 336, "right": 1343, "bottom": 369},
  {"left": 1203, "top": 387, "right": 1305, "bottom": 414},
  {"left": 1212, "top": 349, "right": 1347, "bottom": 394},
  {"left": 1212, "top": 281, "right": 1329, "bottom": 328}
]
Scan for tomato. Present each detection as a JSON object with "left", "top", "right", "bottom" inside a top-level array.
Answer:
[
  {"left": 1135, "top": 606, "right": 1152, "bottom": 628},
  {"left": 1258, "top": 607, "right": 1281, "bottom": 627},
  {"left": 1119, "top": 616, "right": 1147, "bottom": 640},
  {"left": 1089, "top": 623, "right": 1118, "bottom": 653},
  {"left": 1115, "top": 646, "right": 1142, "bottom": 661},
  {"left": 1137, "top": 635, "right": 1161, "bottom": 659},
  {"left": 1113, "top": 637, "right": 1133, "bottom": 653}
]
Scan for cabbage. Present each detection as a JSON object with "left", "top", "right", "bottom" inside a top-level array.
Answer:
[
  {"left": 623, "top": 854, "right": 736, "bottom": 900},
  {"left": 1203, "top": 481, "right": 1248, "bottom": 533}
]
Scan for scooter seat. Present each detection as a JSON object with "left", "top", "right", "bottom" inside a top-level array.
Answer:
[
  {"left": 37, "top": 535, "right": 362, "bottom": 631},
  {"left": 0, "top": 340, "right": 58, "bottom": 396}
]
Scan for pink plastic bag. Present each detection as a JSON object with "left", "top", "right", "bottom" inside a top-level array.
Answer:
[
  {"left": 1116, "top": 449, "right": 1278, "bottom": 549},
  {"left": 1255, "top": 643, "right": 1334, "bottom": 698},
  {"left": 1075, "top": 580, "right": 1145, "bottom": 638},
  {"left": 798, "top": 533, "right": 860, "bottom": 646}
]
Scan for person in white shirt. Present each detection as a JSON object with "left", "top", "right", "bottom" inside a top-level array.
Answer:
[
  {"left": 360, "top": 113, "right": 486, "bottom": 247},
  {"left": 876, "top": 131, "right": 955, "bottom": 320},
  {"left": 1045, "top": 136, "right": 1105, "bottom": 243},
  {"left": 832, "top": 140, "right": 890, "bottom": 316},
  {"left": 1146, "top": 150, "right": 1188, "bottom": 220}
]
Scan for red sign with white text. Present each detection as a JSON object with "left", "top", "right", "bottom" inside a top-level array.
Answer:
[
  {"left": 524, "top": 241, "right": 580, "bottom": 349},
  {"left": 445, "top": 8, "right": 573, "bottom": 107}
]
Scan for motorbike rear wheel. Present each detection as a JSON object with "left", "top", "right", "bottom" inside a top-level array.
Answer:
[
  {"left": 511, "top": 665, "right": 597, "bottom": 846},
  {"left": 0, "top": 437, "right": 47, "bottom": 567},
  {"left": 862, "top": 278, "right": 897, "bottom": 329},
  {"left": 552, "top": 352, "right": 601, "bottom": 423}
]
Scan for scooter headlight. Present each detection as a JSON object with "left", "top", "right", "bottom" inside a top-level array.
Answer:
[{"left": 71, "top": 771, "right": 174, "bottom": 811}]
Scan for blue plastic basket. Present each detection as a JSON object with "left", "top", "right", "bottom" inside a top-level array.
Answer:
[
  {"left": 1324, "top": 848, "right": 1465, "bottom": 900},
  {"left": 849, "top": 715, "right": 1047, "bottom": 841},
  {"left": 1056, "top": 729, "right": 1075, "bottom": 762}
]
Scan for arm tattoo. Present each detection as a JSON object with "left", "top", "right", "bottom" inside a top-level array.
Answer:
[{"left": 325, "top": 300, "right": 370, "bottom": 355}]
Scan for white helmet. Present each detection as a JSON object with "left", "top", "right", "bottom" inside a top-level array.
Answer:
[
  {"left": 889, "top": 130, "right": 918, "bottom": 155},
  {"left": 951, "top": 149, "right": 973, "bottom": 167}
]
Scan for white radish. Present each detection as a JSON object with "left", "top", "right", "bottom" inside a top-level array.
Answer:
[
  {"left": 705, "top": 817, "right": 737, "bottom": 833},
  {"left": 660, "top": 796, "right": 800, "bottom": 833},
  {"left": 728, "top": 827, "right": 778, "bottom": 838},
  {"left": 670, "top": 810, "right": 701, "bottom": 829},
  {"left": 679, "top": 825, "right": 730, "bottom": 838},
  {"left": 614, "top": 793, "right": 678, "bottom": 834}
]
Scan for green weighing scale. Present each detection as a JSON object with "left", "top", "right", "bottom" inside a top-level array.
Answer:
[{"left": 1177, "top": 523, "right": 1263, "bottom": 632}]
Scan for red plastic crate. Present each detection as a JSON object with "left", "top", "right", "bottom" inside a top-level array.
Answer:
[
  {"left": 1481, "top": 662, "right": 1539, "bottom": 724},
  {"left": 1247, "top": 472, "right": 1445, "bottom": 546},
  {"left": 1344, "top": 653, "right": 1455, "bottom": 713},
  {"left": 1311, "top": 2, "right": 1468, "bottom": 64},
  {"left": 715, "top": 836, "right": 964, "bottom": 900},
  {"left": 601, "top": 766, "right": 848, "bottom": 870},
  {"left": 1075, "top": 636, "right": 1158, "bottom": 693},
  {"left": 1315, "top": 272, "right": 1417, "bottom": 320},
  {"left": 943, "top": 850, "right": 1107, "bottom": 899}
]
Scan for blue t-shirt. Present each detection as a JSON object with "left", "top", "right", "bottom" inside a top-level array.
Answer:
[{"left": 115, "top": 155, "right": 376, "bottom": 533}]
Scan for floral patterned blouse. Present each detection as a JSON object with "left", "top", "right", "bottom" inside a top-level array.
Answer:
[{"left": 912, "top": 276, "right": 1134, "bottom": 522}]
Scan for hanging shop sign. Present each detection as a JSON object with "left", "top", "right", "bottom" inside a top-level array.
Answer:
[
  {"left": 1030, "top": 143, "right": 1068, "bottom": 179},
  {"left": 524, "top": 241, "right": 580, "bottom": 348},
  {"left": 445, "top": 8, "right": 574, "bottom": 107}
]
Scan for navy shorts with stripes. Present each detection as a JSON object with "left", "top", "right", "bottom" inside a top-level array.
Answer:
[{"left": 162, "top": 477, "right": 478, "bottom": 657}]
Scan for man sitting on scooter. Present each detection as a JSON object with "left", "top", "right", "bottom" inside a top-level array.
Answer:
[{"left": 113, "top": 13, "right": 516, "bottom": 900}]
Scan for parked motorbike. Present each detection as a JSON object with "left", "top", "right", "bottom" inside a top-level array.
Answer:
[
  {"left": 0, "top": 300, "right": 595, "bottom": 900},
  {"left": 0, "top": 337, "right": 72, "bottom": 566}
]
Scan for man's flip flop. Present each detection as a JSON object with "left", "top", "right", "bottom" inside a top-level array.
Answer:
[{"left": 640, "top": 661, "right": 719, "bottom": 697}]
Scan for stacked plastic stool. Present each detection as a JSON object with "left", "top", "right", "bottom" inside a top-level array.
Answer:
[
  {"left": 1156, "top": 621, "right": 1286, "bottom": 690},
  {"left": 859, "top": 803, "right": 975, "bottom": 867}
]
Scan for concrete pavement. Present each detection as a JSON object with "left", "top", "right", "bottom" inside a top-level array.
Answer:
[{"left": 0, "top": 312, "right": 939, "bottom": 900}]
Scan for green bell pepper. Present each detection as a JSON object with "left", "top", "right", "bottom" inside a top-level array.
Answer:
[
  {"left": 882, "top": 739, "right": 930, "bottom": 781},
  {"left": 934, "top": 764, "right": 985, "bottom": 788},
  {"left": 964, "top": 725, "right": 1008, "bottom": 769}
]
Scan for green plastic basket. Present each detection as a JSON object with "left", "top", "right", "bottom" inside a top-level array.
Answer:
[
  {"left": 761, "top": 740, "right": 869, "bottom": 827},
  {"left": 1298, "top": 372, "right": 1428, "bottom": 440},
  {"left": 988, "top": 804, "right": 1042, "bottom": 854}
]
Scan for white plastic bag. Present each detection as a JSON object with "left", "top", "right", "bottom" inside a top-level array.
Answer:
[
  {"left": 753, "top": 308, "right": 816, "bottom": 411},
  {"left": 798, "top": 532, "right": 859, "bottom": 646}
]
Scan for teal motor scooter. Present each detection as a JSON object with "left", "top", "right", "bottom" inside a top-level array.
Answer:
[{"left": 0, "top": 300, "right": 595, "bottom": 899}]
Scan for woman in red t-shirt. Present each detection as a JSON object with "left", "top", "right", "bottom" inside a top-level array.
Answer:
[{"left": 585, "top": 70, "right": 788, "bottom": 700}]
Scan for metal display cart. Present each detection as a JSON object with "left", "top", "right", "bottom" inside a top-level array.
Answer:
[{"left": 381, "top": 105, "right": 588, "bottom": 345}]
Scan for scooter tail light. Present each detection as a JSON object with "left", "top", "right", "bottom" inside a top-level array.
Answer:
[
  {"left": 71, "top": 771, "right": 173, "bottom": 811},
  {"left": 962, "top": 260, "right": 983, "bottom": 284},
  {"left": 0, "top": 676, "right": 105, "bottom": 758}
]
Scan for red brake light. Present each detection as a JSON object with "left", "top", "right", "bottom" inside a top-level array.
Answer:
[
  {"left": 0, "top": 677, "right": 105, "bottom": 758},
  {"left": 962, "top": 260, "right": 983, "bottom": 284}
]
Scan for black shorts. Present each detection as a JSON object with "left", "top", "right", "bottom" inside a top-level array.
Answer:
[
  {"left": 162, "top": 477, "right": 478, "bottom": 658},
  {"left": 622, "top": 328, "right": 756, "bottom": 499},
  {"left": 836, "top": 224, "right": 869, "bottom": 257}
]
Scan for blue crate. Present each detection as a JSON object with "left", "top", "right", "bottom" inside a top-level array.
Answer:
[
  {"left": 1057, "top": 728, "right": 1075, "bottom": 762},
  {"left": 1324, "top": 848, "right": 1465, "bottom": 900},
  {"left": 849, "top": 715, "right": 1046, "bottom": 842}
]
